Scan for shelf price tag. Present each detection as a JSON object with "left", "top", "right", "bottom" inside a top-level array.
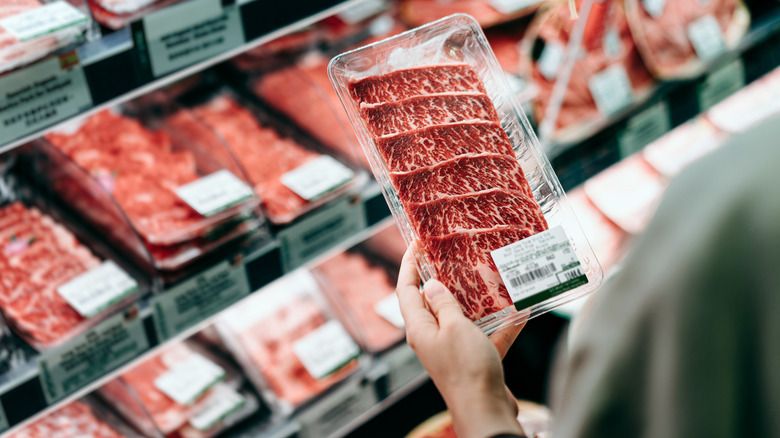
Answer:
[
  {"left": 0, "top": 52, "right": 92, "bottom": 144},
  {"left": 297, "top": 378, "right": 377, "bottom": 438},
  {"left": 38, "top": 305, "right": 149, "bottom": 404},
  {"left": 142, "top": 0, "right": 244, "bottom": 77},
  {"left": 152, "top": 257, "right": 249, "bottom": 341},
  {"left": 698, "top": 60, "right": 744, "bottom": 111},
  {"left": 618, "top": 101, "right": 671, "bottom": 158},
  {"left": 277, "top": 196, "right": 367, "bottom": 272}
]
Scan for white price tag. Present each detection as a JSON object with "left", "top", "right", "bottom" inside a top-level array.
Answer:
[
  {"left": 488, "top": 0, "right": 543, "bottom": 14},
  {"left": 687, "top": 14, "right": 726, "bottom": 62},
  {"left": 698, "top": 60, "right": 744, "bottom": 110},
  {"left": 641, "top": 0, "right": 665, "bottom": 18},
  {"left": 190, "top": 384, "right": 246, "bottom": 431},
  {"left": 57, "top": 261, "right": 138, "bottom": 318},
  {"left": 293, "top": 320, "right": 360, "bottom": 380},
  {"left": 588, "top": 64, "right": 634, "bottom": 116},
  {"left": 0, "top": 2, "right": 87, "bottom": 41},
  {"left": 175, "top": 170, "right": 254, "bottom": 217},
  {"left": 491, "top": 226, "right": 587, "bottom": 308},
  {"left": 618, "top": 101, "right": 671, "bottom": 157},
  {"left": 154, "top": 353, "right": 226, "bottom": 406},
  {"left": 337, "top": 0, "right": 386, "bottom": 24},
  {"left": 537, "top": 40, "right": 565, "bottom": 81},
  {"left": 374, "top": 294, "right": 404, "bottom": 328},
  {"left": 281, "top": 156, "right": 355, "bottom": 201}
]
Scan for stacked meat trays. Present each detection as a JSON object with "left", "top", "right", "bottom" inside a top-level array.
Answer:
[
  {"left": 98, "top": 341, "right": 258, "bottom": 438},
  {"left": 215, "top": 270, "right": 362, "bottom": 414},
  {"left": 6, "top": 398, "right": 140, "bottom": 438},
  {"left": 330, "top": 14, "right": 602, "bottom": 332}
]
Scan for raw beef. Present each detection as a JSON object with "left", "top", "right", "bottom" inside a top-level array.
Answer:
[
  {"left": 348, "top": 64, "right": 486, "bottom": 106},
  {"left": 361, "top": 93, "right": 499, "bottom": 137},
  {"left": 625, "top": 0, "right": 749, "bottom": 78},
  {"left": 168, "top": 95, "right": 323, "bottom": 223},
  {"left": 408, "top": 189, "right": 547, "bottom": 239},
  {"left": 7, "top": 400, "right": 125, "bottom": 438},
  {"left": 313, "top": 251, "right": 404, "bottom": 352},
  {"left": 390, "top": 154, "right": 534, "bottom": 204},
  {"left": 0, "top": 202, "right": 101, "bottom": 347},
  {"left": 375, "top": 121, "right": 515, "bottom": 173}
]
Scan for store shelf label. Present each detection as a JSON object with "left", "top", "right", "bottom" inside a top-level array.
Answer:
[
  {"left": 374, "top": 294, "right": 404, "bottom": 329},
  {"left": 154, "top": 353, "right": 226, "bottom": 405},
  {"left": 175, "top": 170, "right": 254, "bottom": 217},
  {"left": 152, "top": 257, "right": 249, "bottom": 341},
  {"left": 384, "top": 343, "right": 424, "bottom": 395},
  {"left": 293, "top": 320, "right": 360, "bottom": 380},
  {"left": 190, "top": 384, "right": 246, "bottom": 431},
  {"left": 38, "top": 305, "right": 148, "bottom": 404},
  {"left": 0, "top": 2, "right": 88, "bottom": 42},
  {"left": 0, "top": 52, "right": 92, "bottom": 144},
  {"left": 57, "top": 261, "right": 139, "bottom": 318},
  {"left": 698, "top": 60, "right": 744, "bottom": 111},
  {"left": 588, "top": 64, "right": 634, "bottom": 116},
  {"left": 298, "top": 378, "right": 377, "bottom": 438},
  {"left": 688, "top": 14, "right": 726, "bottom": 62},
  {"left": 281, "top": 156, "right": 355, "bottom": 201},
  {"left": 278, "top": 195, "right": 367, "bottom": 272},
  {"left": 618, "top": 101, "right": 670, "bottom": 158},
  {"left": 143, "top": 0, "right": 244, "bottom": 77},
  {"left": 488, "top": 0, "right": 542, "bottom": 14}
]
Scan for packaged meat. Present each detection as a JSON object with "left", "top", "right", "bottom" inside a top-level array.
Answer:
[
  {"left": 706, "top": 66, "right": 780, "bottom": 133},
  {"left": 584, "top": 154, "right": 666, "bottom": 234},
  {"left": 566, "top": 187, "right": 627, "bottom": 273},
  {"left": 0, "top": 200, "right": 142, "bottom": 349},
  {"left": 87, "top": 0, "right": 184, "bottom": 29},
  {"left": 642, "top": 117, "right": 725, "bottom": 178},
  {"left": 311, "top": 250, "right": 405, "bottom": 353},
  {"left": 165, "top": 93, "right": 359, "bottom": 224},
  {"left": 99, "top": 341, "right": 258, "bottom": 438},
  {"left": 522, "top": 0, "right": 655, "bottom": 140},
  {"left": 625, "top": 0, "right": 750, "bottom": 79},
  {"left": 7, "top": 398, "right": 139, "bottom": 438},
  {"left": 40, "top": 109, "right": 262, "bottom": 271},
  {"left": 399, "top": 0, "right": 544, "bottom": 28},
  {"left": 329, "top": 14, "right": 602, "bottom": 333},
  {"left": 232, "top": 26, "right": 322, "bottom": 73},
  {"left": 362, "top": 222, "right": 408, "bottom": 264},
  {"left": 216, "top": 270, "right": 361, "bottom": 413},
  {"left": 0, "top": 0, "right": 93, "bottom": 74}
]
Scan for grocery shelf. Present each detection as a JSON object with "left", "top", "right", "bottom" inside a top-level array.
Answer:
[
  {"left": 0, "top": 0, "right": 375, "bottom": 154},
  {"left": 548, "top": 7, "right": 780, "bottom": 190},
  {"left": 0, "top": 180, "right": 393, "bottom": 434}
]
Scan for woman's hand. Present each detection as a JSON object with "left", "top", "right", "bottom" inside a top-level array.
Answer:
[{"left": 396, "top": 247, "right": 526, "bottom": 438}]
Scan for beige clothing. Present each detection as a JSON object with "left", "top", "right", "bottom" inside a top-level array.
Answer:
[{"left": 551, "top": 114, "right": 780, "bottom": 438}]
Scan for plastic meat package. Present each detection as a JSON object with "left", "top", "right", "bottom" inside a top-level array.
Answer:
[
  {"left": 522, "top": 0, "right": 654, "bottom": 141},
  {"left": 0, "top": 0, "right": 92, "bottom": 74},
  {"left": 311, "top": 247, "right": 405, "bottom": 353},
  {"left": 7, "top": 397, "right": 140, "bottom": 438},
  {"left": 99, "top": 341, "right": 258, "bottom": 438},
  {"left": 329, "top": 14, "right": 602, "bottom": 333},
  {"left": 40, "top": 110, "right": 262, "bottom": 272},
  {"left": 87, "top": 0, "right": 184, "bottom": 29},
  {"left": 399, "top": 0, "right": 544, "bottom": 28},
  {"left": 624, "top": 0, "right": 750, "bottom": 79},
  {"left": 0, "top": 200, "right": 142, "bottom": 349},
  {"left": 216, "top": 270, "right": 362, "bottom": 413},
  {"left": 165, "top": 92, "right": 360, "bottom": 225}
]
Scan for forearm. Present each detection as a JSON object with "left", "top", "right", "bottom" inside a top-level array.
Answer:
[{"left": 447, "top": 389, "right": 526, "bottom": 438}]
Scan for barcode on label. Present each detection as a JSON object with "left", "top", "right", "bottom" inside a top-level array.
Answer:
[
  {"left": 507, "top": 263, "right": 556, "bottom": 288},
  {"left": 562, "top": 268, "right": 584, "bottom": 282}
]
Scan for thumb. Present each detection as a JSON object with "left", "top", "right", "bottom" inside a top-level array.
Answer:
[{"left": 423, "top": 280, "right": 465, "bottom": 326}]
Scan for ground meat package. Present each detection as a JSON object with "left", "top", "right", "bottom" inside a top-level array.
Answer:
[
  {"left": 215, "top": 270, "right": 362, "bottom": 414},
  {"left": 329, "top": 14, "right": 602, "bottom": 333},
  {"left": 39, "top": 109, "right": 263, "bottom": 272},
  {"left": 0, "top": 200, "right": 144, "bottom": 349},
  {"left": 6, "top": 397, "right": 142, "bottom": 438},
  {"left": 624, "top": 0, "right": 750, "bottom": 79},
  {"left": 0, "top": 0, "right": 94, "bottom": 74},
  {"left": 87, "top": 0, "right": 184, "bottom": 29},
  {"left": 98, "top": 341, "right": 259, "bottom": 438}
]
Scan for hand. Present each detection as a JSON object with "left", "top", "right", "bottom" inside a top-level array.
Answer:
[{"left": 396, "top": 247, "right": 526, "bottom": 438}]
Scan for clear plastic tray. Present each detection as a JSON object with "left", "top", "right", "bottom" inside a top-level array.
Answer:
[
  {"left": 0, "top": 0, "right": 94, "bottom": 74},
  {"left": 328, "top": 13, "right": 603, "bottom": 333}
]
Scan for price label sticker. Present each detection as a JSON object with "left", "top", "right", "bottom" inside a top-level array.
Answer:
[
  {"left": 57, "top": 261, "right": 138, "bottom": 318},
  {"left": 281, "top": 156, "right": 355, "bottom": 201},
  {"left": 641, "top": 0, "right": 665, "bottom": 18},
  {"left": 293, "top": 320, "right": 360, "bottom": 380},
  {"left": 374, "top": 294, "right": 404, "bottom": 328},
  {"left": 488, "top": 0, "right": 543, "bottom": 14},
  {"left": 190, "top": 384, "right": 246, "bottom": 431},
  {"left": 537, "top": 40, "right": 565, "bottom": 81},
  {"left": 698, "top": 60, "right": 744, "bottom": 111},
  {"left": 298, "top": 379, "right": 376, "bottom": 438},
  {"left": 175, "top": 170, "right": 254, "bottom": 217},
  {"left": 687, "top": 14, "right": 726, "bottom": 62},
  {"left": 491, "top": 226, "right": 588, "bottom": 310},
  {"left": 588, "top": 64, "right": 634, "bottom": 116},
  {"left": 154, "top": 353, "right": 226, "bottom": 406},
  {"left": 0, "top": 2, "right": 88, "bottom": 41}
]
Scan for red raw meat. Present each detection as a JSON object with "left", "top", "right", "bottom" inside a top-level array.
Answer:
[
  {"left": 313, "top": 251, "right": 404, "bottom": 352},
  {"left": 0, "top": 202, "right": 101, "bottom": 347},
  {"left": 375, "top": 121, "right": 515, "bottom": 173},
  {"left": 390, "top": 154, "right": 535, "bottom": 204},
  {"left": 348, "top": 64, "right": 486, "bottom": 105},
  {"left": 361, "top": 93, "right": 499, "bottom": 137},
  {"left": 408, "top": 189, "right": 547, "bottom": 238},
  {"left": 7, "top": 400, "right": 125, "bottom": 438}
]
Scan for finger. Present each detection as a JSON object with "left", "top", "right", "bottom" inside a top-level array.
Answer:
[
  {"left": 505, "top": 385, "right": 519, "bottom": 418},
  {"left": 490, "top": 319, "right": 526, "bottom": 359},
  {"left": 423, "top": 280, "right": 466, "bottom": 326},
  {"left": 397, "top": 245, "right": 421, "bottom": 290},
  {"left": 396, "top": 247, "right": 438, "bottom": 336}
]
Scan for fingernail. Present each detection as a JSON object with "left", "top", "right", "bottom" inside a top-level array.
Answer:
[{"left": 424, "top": 280, "right": 445, "bottom": 300}]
